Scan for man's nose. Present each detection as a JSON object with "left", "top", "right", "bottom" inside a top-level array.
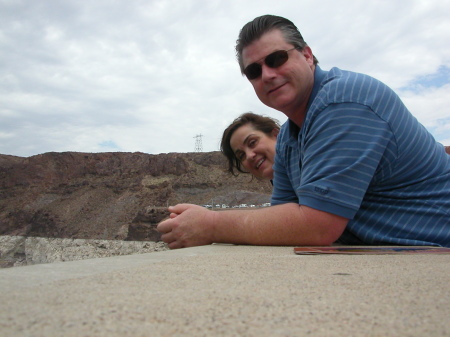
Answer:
[{"left": 261, "top": 64, "right": 277, "bottom": 80}]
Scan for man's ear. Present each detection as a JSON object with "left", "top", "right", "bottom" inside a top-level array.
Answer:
[
  {"left": 302, "top": 46, "right": 314, "bottom": 66},
  {"left": 272, "top": 128, "right": 279, "bottom": 138}
]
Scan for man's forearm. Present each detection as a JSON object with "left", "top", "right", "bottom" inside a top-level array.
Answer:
[{"left": 210, "top": 203, "right": 348, "bottom": 246}]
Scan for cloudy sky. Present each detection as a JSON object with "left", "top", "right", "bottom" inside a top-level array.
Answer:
[{"left": 1, "top": 0, "right": 449, "bottom": 157}]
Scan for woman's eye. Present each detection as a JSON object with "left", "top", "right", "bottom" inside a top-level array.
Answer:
[{"left": 249, "top": 139, "right": 257, "bottom": 147}]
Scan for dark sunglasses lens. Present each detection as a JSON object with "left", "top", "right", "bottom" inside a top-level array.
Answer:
[
  {"left": 244, "top": 63, "right": 262, "bottom": 80},
  {"left": 244, "top": 50, "right": 290, "bottom": 80},
  {"left": 266, "top": 50, "right": 289, "bottom": 68}
]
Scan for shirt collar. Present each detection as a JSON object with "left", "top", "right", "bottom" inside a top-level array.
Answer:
[{"left": 285, "top": 65, "right": 328, "bottom": 142}]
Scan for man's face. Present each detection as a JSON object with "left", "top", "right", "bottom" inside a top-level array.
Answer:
[{"left": 242, "top": 29, "right": 315, "bottom": 125}]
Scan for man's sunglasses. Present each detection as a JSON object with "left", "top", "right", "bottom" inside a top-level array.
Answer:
[{"left": 243, "top": 47, "right": 297, "bottom": 80}]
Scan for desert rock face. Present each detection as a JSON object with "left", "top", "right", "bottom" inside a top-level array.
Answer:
[
  {"left": 1, "top": 147, "right": 448, "bottom": 267},
  {"left": 1, "top": 147, "right": 448, "bottom": 242},
  {"left": 0, "top": 151, "right": 272, "bottom": 242}
]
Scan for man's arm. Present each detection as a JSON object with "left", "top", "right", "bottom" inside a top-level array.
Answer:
[{"left": 157, "top": 203, "right": 348, "bottom": 249}]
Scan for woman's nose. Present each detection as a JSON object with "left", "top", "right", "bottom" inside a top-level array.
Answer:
[{"left": 245, "top": 149, "right": 256, "bottom": 161}]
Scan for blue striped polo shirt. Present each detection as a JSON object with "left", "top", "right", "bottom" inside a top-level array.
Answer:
[{"left": 271, "top": 66, "right": 450, "bottom": 247}]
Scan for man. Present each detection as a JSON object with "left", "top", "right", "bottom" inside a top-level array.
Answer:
[{"left": 157, "top": 15, "right": 450, "bottom": 249}]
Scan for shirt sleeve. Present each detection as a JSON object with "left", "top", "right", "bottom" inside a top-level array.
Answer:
[{"left": 274, "top": 102, "right": 395, "bottom": 219}]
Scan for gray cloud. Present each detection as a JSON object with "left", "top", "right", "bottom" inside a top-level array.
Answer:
[{"left": 1, "top": 0, "right": 449, "bottom": 157}]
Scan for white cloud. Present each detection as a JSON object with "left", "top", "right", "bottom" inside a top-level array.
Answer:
[
  {"left": 0, "top": 0, "right": 449, "bottom": 157},
  {"left": 400, "top": 83, "right": 450, "bottom": 147}
]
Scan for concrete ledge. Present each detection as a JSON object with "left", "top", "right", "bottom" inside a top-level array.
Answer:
[{"left": 1, "top": 244, "right": 449, "bottom": 336}]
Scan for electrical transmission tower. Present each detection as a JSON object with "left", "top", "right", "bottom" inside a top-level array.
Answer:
[{"left": 193, "top": 134, "right": 203, "bottom": 152}]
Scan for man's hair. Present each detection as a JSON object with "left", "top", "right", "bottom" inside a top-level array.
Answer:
[
  {"left": 220, "top": 112, "right": 280, "bottom": 176},
  {"left": 235, "top": 14, "right": 318, "bottom": 74}
]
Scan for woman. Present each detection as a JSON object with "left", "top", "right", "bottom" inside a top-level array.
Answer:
[{"left": 220, "top": 112, "right": 280, "bottom": 180}]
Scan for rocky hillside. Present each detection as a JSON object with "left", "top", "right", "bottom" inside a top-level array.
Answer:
[
  {"left": 1, "top": 147, "right": 449, "bottom": 244},
  {"left": 0, "top": 151, "right": 272, "bottom": 242}
]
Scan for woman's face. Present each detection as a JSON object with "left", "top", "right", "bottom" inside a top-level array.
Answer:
[{"left": 229, "top": 123, "right": 278, "bottom": 180}]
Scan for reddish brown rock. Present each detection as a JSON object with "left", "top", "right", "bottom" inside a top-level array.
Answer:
[
  {"left": 0, "top": 152, "right": 272, "bottom": 241},
  {"left": 2, "top": 147, "right": 447, "bottom": 242}
]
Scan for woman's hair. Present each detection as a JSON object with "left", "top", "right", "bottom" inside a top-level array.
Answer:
[{"left": 221, "top": 112, "right": 280, "bottom": 176}]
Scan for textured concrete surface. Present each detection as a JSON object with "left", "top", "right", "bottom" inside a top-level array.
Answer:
[{"left": 0, "top": 244, "right": 449, "bottom": 336}]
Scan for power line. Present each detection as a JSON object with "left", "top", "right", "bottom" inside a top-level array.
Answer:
[{"left": 193, "top": 134, "right": 203, "bottom": 152}]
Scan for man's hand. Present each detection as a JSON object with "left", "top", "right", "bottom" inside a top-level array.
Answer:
[
  {"left": 157, "top": 202, "right": 348, "bottom": 249},
  {"left": 157, "top": 204, "right": 216, "bottom": 249}
]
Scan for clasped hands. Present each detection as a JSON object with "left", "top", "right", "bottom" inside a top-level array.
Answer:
[{"left": 157, "top": 204, "right": 216, "bottom": 249}]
